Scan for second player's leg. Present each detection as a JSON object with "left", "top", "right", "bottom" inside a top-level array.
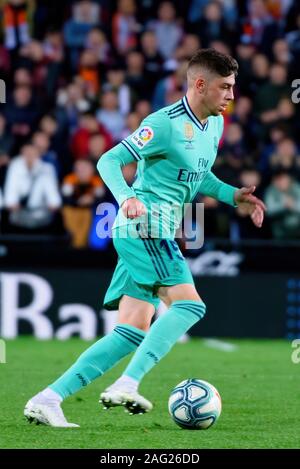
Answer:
[
  {"left": 122, "top": 283, "right": 205, "bottom": 382},
  {"left": 108, "top": 283, "right": 205, "bottom": 412},
  {"left": 99, "top": 295, "right": 156, "bottom": 413}
]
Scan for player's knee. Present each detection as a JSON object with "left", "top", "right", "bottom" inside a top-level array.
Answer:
[
  {"left": 158, "top": 284, "right": 202, "bottom": 306},
  {"left": 173, "top": 299, "right": 206, "bottom": 323},
  {"left": 119, "top": 312, "right": 152, "bottom": 332},
  {"left": 118, "top": 296, "right": 155, "bottom": 331}
]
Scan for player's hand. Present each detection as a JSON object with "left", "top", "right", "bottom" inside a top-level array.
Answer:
[
  {"left": 121, "top": 197, "right": 147, "bottom": 219},
  {"left": 234, "top": 186, "right": 266, "bottom": 228}
]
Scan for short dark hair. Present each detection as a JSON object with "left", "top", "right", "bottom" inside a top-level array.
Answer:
[{"left": 188, "top": 48, "right": 238, "bottom": 77}]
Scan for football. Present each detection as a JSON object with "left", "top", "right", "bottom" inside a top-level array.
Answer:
[{"left": 168, "top": 379, "right": 222, "bottom": 430}]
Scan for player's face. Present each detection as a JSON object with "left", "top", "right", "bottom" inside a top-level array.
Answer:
[{"left": 203, "top": 73, "right": 235, "bottom": 116}]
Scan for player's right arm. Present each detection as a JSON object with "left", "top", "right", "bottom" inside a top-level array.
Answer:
[
  {"left": 97, "top": 113, "right": 170, "bottom": 219},
  {"left": 97, "top": 142, "right": 143, "bottom": 218}
]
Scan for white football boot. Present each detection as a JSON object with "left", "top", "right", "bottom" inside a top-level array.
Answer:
[
  {"left": 24, "top": 395, "right": 79, "bottom": 428},
  {"left": 100, "top": 385, "right": 153, "bottom": 414}
]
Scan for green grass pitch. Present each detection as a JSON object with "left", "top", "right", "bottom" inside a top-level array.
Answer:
[{"left": 1, "top": 337, "right": 299, "bottom": 449}]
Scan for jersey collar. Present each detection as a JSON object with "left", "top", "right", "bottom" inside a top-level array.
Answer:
[{"left": 182, "top": 96, "right": 209, "bottom": 132}]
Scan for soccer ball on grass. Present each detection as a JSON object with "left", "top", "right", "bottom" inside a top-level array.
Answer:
[{"left": 168, "top": 379, "right": 221, "bottom": 430}]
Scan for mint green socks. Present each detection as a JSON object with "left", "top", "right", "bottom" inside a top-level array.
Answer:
[
  {"left": 123, "top": 300, "right": 206, "bottom": 382},
  {"left": 49, "top": 302, "right": 206, "bottom": 399},
  {"left": 49, "top": 324, "right": 145, "bottom": 399}
]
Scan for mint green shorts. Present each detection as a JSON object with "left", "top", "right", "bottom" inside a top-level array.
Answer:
[{"left": 103, "top": 225, "right": 194, "bottom": 310}]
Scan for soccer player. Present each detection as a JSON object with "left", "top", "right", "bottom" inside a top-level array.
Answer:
[{"left": 24, "top": 49, "right": 265, "bottom": 427}]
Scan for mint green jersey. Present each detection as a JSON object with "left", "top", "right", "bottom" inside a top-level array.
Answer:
[{"left": 97, "top": 96, "right": 237, "bottom": 238}]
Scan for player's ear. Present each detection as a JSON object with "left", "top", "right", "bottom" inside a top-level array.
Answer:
[{"left": 195, "top": 77, "right": 205, "bottom": 94}]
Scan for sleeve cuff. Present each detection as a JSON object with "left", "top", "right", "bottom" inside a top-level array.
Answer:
[
  {"left": 218, "top": 184, "right": 238, "bottom": 207},
  {"left": 118, "top": 189, "right": 136, "bottom": 207}
]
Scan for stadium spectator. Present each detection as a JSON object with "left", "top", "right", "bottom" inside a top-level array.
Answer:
[
  {"left": 265, "top": 169, "right": 300, "bottom": 239},
  {"left": 235, "top": 41, "right": 256, "bottom": 95},
  {"left": 139, "top": 30, "right": 164, "bottom": 96},
  {"left": 112, "top": 0, "right": 140, "bottom": 56},
  {"left": 103, "top": 66, "right": 133, "bottom": 116},
  {"left": 230, "top": 96, "right": 256, "bottom": 151},
  {"left": 84, "top": 27, "right": 111, "bottom": 67},
  {"left": 62, "top": 158, "right": 104, "bottom": 247},
  {"left": 217, "top": 122, "right": 249, "bottom": 186},
  {"left": 188, "top": 1, "right": 234, "bottom": 48},
  {"left": 272, "top": 38, "right": 292, "bottom": 67},
  {"left": 2, "top": 0, "right": 31, "bottom": 54},
  {"left": 188, "top": 0, "right": 212, "bottom": 24},
  {"left": 121, "top": 111, "right": 142, "bottom": 140},
  {"left": 3, "top": 143, "right": 62, "bottom": 233},
  {"left": 87, "top": 134, "right": 107, "bottom": 163},
  {"left": 55, "top": 82, "right": 91, "bottom": 134},
  {"left": 188, "top": 0, "right": 238, "bottom": 28},
  {"left": 175, "top": 34, "right": 201, "bottom": 62},
  {"left": 38, "top": 113, "right": 71, "bottom": 173},
  {"left": 125, "top": 51, "right": 146, "bottom": 101},
  {"left": 240, "top": 0, "right": 274, "bottom": 48},
  {"left": 63, "top": 0, "right": 101, "bottom": 71},
  {"left": 78, "top": 49, "right": 100, "bottom": 98},
  {"left": 152, "top": 60, "right": 187, "bottom": 110},
  {"left": 250, "top": 53, "right": 270, "bottom": 94},
  {"left": 134, "top": 99, "right": 152, "bottom": 120},
  {"left": 13, "top": 66, "right": 32, "bottom": 87},
  {"left": 18, "top": 40, "right": 48, "bottom": 90},
  {"left": 70, "top": 112, "right": 113, "bottom": 160},
  {"left": 147, "top": 1, "right": 183, "bottom": 60},
  {"left": 96, "top": 90, "right": 125, "bottom": 142},
  {"left": 268, "top": 138, "right": 300, "bottom": 176},
  {"left": 259, "top": 122, "right": 291, "bottom": 175},
  {"left": 42, "top": 30, "right": 65, "bottom": 98},
  {"left": 4, "top": 85, "right": 41, "bottom": 152},
  {"left": 254, "top": 63, "right": 290, "bottom": 126},
  {"left": 39, "top": 114, "right": 59, "bottom": 140},
  {"left": 31, "top": 131, "right": 60, "bottom": 175}
]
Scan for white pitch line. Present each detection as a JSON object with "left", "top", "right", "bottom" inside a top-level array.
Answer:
[{"left": 203, "top": 338, "right": 238, "bottom": 352}]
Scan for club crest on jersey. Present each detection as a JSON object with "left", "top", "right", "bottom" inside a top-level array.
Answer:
[
  {"left": 184, "top": 122, "right": 194, "bottom": 140},
  {"left": 184, "top": 122, "right": 194, "bottom": 149},
  {"left": 131, "top": 126, "right": 154, "bottom": 149}
]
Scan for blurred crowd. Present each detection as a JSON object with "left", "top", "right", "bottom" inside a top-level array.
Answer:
[{"left": 0, "top": 0, "right": 300, "bottom": 250}]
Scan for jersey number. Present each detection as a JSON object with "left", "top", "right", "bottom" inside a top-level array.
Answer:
[{"left": 160, "top": 240, "right": 184, "bottom": 261}]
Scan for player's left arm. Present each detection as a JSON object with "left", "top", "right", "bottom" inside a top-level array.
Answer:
[
  {"left": 200, "top": 171, "right": 266, "bottom": 228},
  {"left": 199, "top": 116, "right": 266, "bottom": 228}
]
